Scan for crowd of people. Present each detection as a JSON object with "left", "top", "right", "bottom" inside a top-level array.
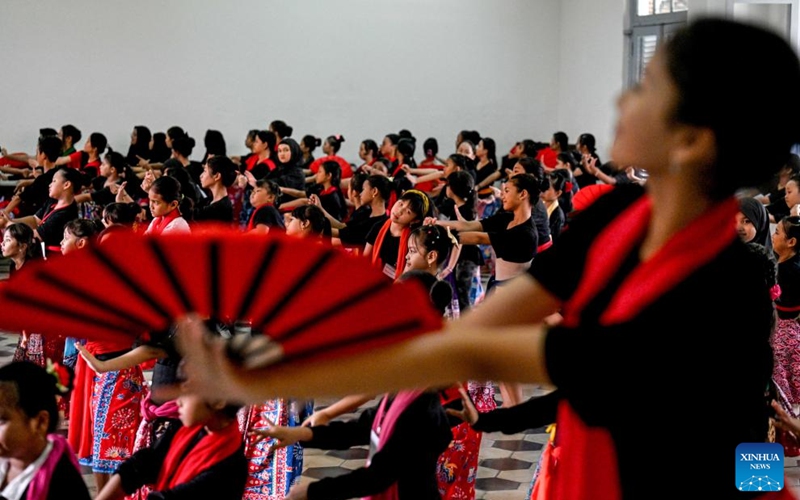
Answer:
[{"left": 1, "top": 17, "right": 800, "bottom": 500}]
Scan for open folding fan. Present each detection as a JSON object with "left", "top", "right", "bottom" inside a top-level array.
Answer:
[{"left": 0, "top": 229, "right": 442, "bottom": 367}]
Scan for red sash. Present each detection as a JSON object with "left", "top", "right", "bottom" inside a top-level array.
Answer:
[
  {"left": 370, "top": 219, "right": 410, "bottom": 281},
  {"left": 552, "top": 195, "right": 741, "bottom": 499},
  {"left": 155, "top": 422, "right": 241, "bottom": 492},
  {"left": 246, "top": 204, "right": 273, "bottom": 232},
  {"left": 362, "top": 390, "right": 424, "bottom": 500},
  {"left": 148, "top": 209, "right": 181, "bottom": 236}
]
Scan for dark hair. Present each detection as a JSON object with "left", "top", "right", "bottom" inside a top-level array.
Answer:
[
  {"left": 665, "top": 19, "right": 800, "bottom": 198},
  {"left": 361, "top": 139, "right": 379, "bottom": 159},
  {"left": 349, "top": 171, "right": 368, "bottom": 195},
  {"left": 0, "top": 362, "right": 70, "bottom": 434},
  {"left": 151, "top": 175, "right": 182, "bottom": 204},
  {"left": 423, "top": 138, "right": 438, "bottom": 158},
  {"left": 89, "top": 132, "right": 108, "bottom": 155},
  {"left": 167, "top": 126, "right": 186, "bottom": 142},
  {"left": 246, "top": 129, "right": 260, "bottom": 144},
  {"left": 397, "top": 270, "right": 453, "bottom": 315},
  {"left": 38, "top": 136, "right": 63, "bottom": 163},
  {"left": 302, "top": 135, "right": 322, "bottom": 152},
  {"left": 319, "top": 161, "right": 342, "bottom": 188},
  {"left": 411, "top": 225, "right": 454, "bottom": 266},
  {"left": 552, "top": 132, "right": 569, "bottom": 152},
  {"left": 780, "top": 215, "right": 800, "bottom": 244},
  {"left": 133, "top": 126, "right": 152, "bottom": 147},
  {"left": 172, "top": 135, "right": 196, "bottom": 158},
  {"left": 150, "top": 132, "right": 171, "bottom": 163},
  {"left": 255, "top": 179, "right": 281, "bottom": 198},
  {"left": 64, "top": 218, "right": 98, "bottom": 239},
  {"left": 398, "top": 129, "right": 416, "bottom": 143},
  {"left": 4, "top": 223, "right": 36, "bottom": 260},
  {"left": 55, "top": 166, "right": 84, "bottom": 192},
  {"left": 163, "top": 165, "right": 197, "bottom": 208},
  {"left": 458, "top": 130, "right": 481, "bottom": 146},
  {"left": 399, "top": 190, "right": 432, "bottom": 222},
  {"left": 270, "top": 120, "right": 293, "bottom": 139},
  {"left": 290, "top": 205, "right": 331, "bottom": 237},
  {"left": 557, "top": 152, "right": 578, "bottom": 171},
  {"left": 397, "top": 139, "right": 417, "bottom": 168},
  {"left": 105, "top": 149, "right": 128, "bottom": 175},
  {"left": 326, "top": 135, "right": 345, "bottom": 154},
  {"left": 61, "top": 124, "right": 81, "bottom": 144},
  {"left": 206, "top": 155, "right": 238, "bottom": 187},
  {"left": 516, "top": 157, "right": 546, "bottom": 183},
  {"left": 103, "top": 202, "right": 140, "bottom": 225},
  {"left": 577, "top": 133, "right": 596, "bottom": 154},
  {"left": 39, "top": 127, "right": 57, "bottom": 138},
  {"left": 203, "top": 130, "right": 227, "bottom": 158},
  {"left": 448, "top": 153, "right": 475, "bottom": 174},
  {"left": 446, "top": 171, "right": 476, "bottom": 218},
  {"left": 364, "top": 174, "right": 391, "bottom": 202},
  {"left": 785, "top": 154, "right": 800, "bottom": 176},
  {"left": 520, "top": 139, "right": 540, "bottom": 158},
  {"left": 256, "top": 130, "right": 277, "bottom": 153},
  {"left": 480, "top": 137, "right": 498, "bottom": 167},
  {"left": 384, "top": 134, "right": 400, "bottom": 147},
  {"left": 508, "top": 173, "right": 541, "bottom": 202},
  {"left": 550, "top": 169, "right": 574, "bottom": 213}
]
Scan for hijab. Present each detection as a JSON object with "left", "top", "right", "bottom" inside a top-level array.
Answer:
[{"left": 739, "top": 197, "right": 773, "bottom": 252}]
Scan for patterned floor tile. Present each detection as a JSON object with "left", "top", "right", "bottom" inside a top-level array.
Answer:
[
  {"left": 475, "top": 477, "right": 524, "bottom": 491},
  {"left": 492, "top": 439, "right": 542, "bottom": 452},
  {"left": 480, "top": 458, "right": 533, "bottom": 471}
]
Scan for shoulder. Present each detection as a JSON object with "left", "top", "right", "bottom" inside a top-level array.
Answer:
[{"left": 164, "top": 217, "right": 191, "bottom": 234}]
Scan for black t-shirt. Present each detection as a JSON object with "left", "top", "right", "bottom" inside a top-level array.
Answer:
[
  {"left": 480, "top": 212, "right": 537, "bottom": 263},
  {"left": 475, "top": 161, "right": 498, "bottom": 187},
  {"left": 35, "top": 202, "right": 79, "bottom": 249},
  {"left": 90, "top": 185, "right": 117, "bottom": 207},
  {"left": 529, "top": 184, "right": 774, "bottom": 498},
  {"left": 777, "top": 252, "right": 800, "bottom": 319},
  {"left": 533, "top": 200, "right": 551, "bottom": 247},
  {"left": 548, "top": 204, "right": 566, "bottom": 242},
  {"left": 340, "top": 209, "right": 388, "bottom": 248},
  {"left": 194, "top": 197, "right": 233, "bottom": 224},
  {"left": 18, "top": 168, "right": 58, "bottom": 217},
  {"left": 767, "top": 199, "right": 791, "bottom": 222},
  {"left": 308, "top": 185, "right": 346, "bottom": 222},
  {"left": 250, "top": 204, "right": 285, "bottom": 231},
  {"left": 366, "top": 222, "right": 400, "bottom": 274}
]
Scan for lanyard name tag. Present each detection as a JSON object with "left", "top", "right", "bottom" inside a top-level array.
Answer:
[
  {"left": 367, "top": 429, "right": 380, "bottom": 466},
  {"left": 382, "top": 264, "right": 396, "bottom": 279}
]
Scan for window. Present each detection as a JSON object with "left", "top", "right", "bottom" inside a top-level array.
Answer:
[{"left": 625, "top": 0, "right": 687, "bottom": 87}]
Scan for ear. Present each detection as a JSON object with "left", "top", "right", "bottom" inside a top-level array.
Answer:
[
  {"left": 169, "top": 199, "right": 180, "bottom": 211},
  {"left": 76, "top": 238, "right": 87, "bottom": 249},
  {"left": 789, "top": 236, "right": 798, "bottom": 250},
  {"left": 208, "top": 400, "right": 226, "bottom": 411},
  {"left": 31, "top": 409, "right": 50, "bottom": 436},
  {"left": 669, "top": 125, "right": 717, "bottom": 173},
  {"left": 427, "top": 250, "right": 439, "bottom": 266}
]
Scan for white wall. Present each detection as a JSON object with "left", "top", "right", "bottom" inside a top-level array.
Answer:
[
  {"left": 557, "top": 0, "right": 625, "bottom": 161},
  {"left": 0, "top": 0, "right": 568, "bottom": 162}
]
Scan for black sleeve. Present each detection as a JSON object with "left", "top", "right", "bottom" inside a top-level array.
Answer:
[
  {"left": 45, "top": 454, "right": 92, "bottom": 500},
  {"left": 252, "top": 206, "right": 284, "bottom": 229},
  {"left": 90, "top": 187, "right": 115, "bottom": 206},
  {"left": 306, "top": 394, "right": 451, "bottom": 500},
  {"left": 36, "top": 206, "right": 78, "bottom": 247},
  {"left": 117, "top": 424, "right": 179, "bottom": 493},
  {"left": 472, "top": 391, "right": 561, "bottom": 434},
  {"left": 479, "top": 212, "right": 509, "bottom": 233},
  {"left": 145, "top": 448, "right": 247, "bottom": 500},
  {"left": 320, "top": 192, "right": 345, "bottom": 222},
  {"left": 366, "top": 222, "right": 382, "bottom": 246},
  {"left": 488, "top": 223, "right": 537, "bottom": 263},
  {"left": 302, "top": 405, "right": 378, "bottom": 450},
  {"left": 549, "top": 208, "right": 565, "bottom": 241},
  {"left": 338, "top": 218, "right": 378, "bottom": 246}
]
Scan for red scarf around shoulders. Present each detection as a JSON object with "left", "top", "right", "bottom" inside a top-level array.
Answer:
[
  {"left": 550, "top": 195, "right": 760, "bottom": 500},
  {"left": 370, "top": 219, "right": 410, "bottom": 280},
  {"left": 155, "top": 422, "right": 241, "bottom": 492}
]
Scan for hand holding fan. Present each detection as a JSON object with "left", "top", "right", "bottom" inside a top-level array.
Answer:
[{"left": 0, "top": 229, "right": 443, "bottom": 368}]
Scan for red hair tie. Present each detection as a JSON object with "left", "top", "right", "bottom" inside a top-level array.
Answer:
[
  {"left": 565, "top": 181, "right": 573, "bottom": 192},
  {"left": 771, "top": 284, "right": 782, "bottom": 301}
]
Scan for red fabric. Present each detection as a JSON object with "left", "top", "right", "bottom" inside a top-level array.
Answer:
[
  {"left": 148, "top": 209, "right": 181, "bottom": 236},
  {"left": 155, "top": 422, "right": 241, "bottom": 492},
  {"left": 536, "top": 147, "right": 557, "bottom": 169},
  {"left": 246, "top": 203, "right": 274, "bottom": 231},
  {"left": 551, "top": 195, "right": 741, "bottom": 500},
  {"left": 26, "top": 434, "right": 82, "bottom": 500},
  {"left": 370, "top": 219, "right": 410, "bottom": 280},
  {"left": 414, "top": 160, "right": 443, "bottom": 193},
  {"left": 309, "top": 155, "right": 353, "bottom": 178},
  {"left": 571, "top": 184, "right": 614, "bottom": 213},
  {"left": 67, "top": 151, "right": 82, "bottom": 170},
  {"left": 362, "top": 390, "right": 424, "bottom": 500},
  {"left": 0, "top": 156, "right": 28, "bottom": 168},
  {"left": 245, "top": 155, "right": 276, "bottom": 173}
]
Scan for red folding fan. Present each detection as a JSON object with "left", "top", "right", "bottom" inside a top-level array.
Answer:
[{"left": 0, "top": 229, "right": 442, "bottom": 367}]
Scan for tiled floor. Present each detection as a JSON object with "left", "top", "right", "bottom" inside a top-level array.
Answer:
[{"left": 2, "top": 329, "right": 800, "bottom": 499}]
